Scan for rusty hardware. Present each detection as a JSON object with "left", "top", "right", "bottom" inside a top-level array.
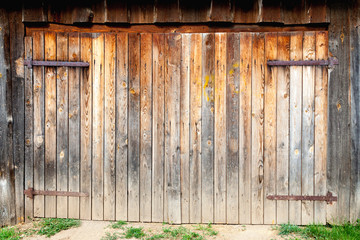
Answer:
[
  {"left": 267, "top": 191, "right": 337, "bottom": 204},
  {"left": 267, "top": 57, "right": 339, "bottom": 67},
  {"left": 24, "top": 188, "right": 89, "bottom": 199},
  {"left": 24, "top": 58, "right": 89, "bottom": 69}
]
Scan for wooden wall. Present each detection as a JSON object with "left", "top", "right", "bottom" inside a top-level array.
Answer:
[{"left": 0, "top": 0, "right": 359, "bottom": 226}]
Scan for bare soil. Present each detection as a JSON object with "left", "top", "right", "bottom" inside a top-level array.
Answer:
[{"left": 21, "top": 220, "right": 285, "bottom": 240}]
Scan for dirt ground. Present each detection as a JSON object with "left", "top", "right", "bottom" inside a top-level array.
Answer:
[{"left": 21, "top": 220, "right": 286, "bottom": 240}]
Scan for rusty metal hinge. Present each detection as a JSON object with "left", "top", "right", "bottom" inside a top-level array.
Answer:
[
  {"left": 267, "top": 57, "right": 339, "bottom": 67},
  {"left": 266, "top": 191, "right": 337, "bottom": 204},
  {"left": 24, "top": 58, "right": 89, "bottom": 69},
  {"left": 24, "top": 188, "right": 89, "bottom": 199}
]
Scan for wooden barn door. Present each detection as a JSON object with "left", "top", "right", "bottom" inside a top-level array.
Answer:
[{"left": 24, "top": 30, "right": 329, "bottom": 225}]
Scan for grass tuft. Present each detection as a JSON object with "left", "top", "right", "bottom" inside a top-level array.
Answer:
[
  {"left": 36, "top": 218, "right": 80, "bottom": 237},
  {"left": 278, "top": 223, "right": 302, "bottom": 235},
  {"left": 110, "top": 220, "right": 127, "bottom": 229},
  {"left": 123, "top": 227, "right": 146, "bottom": 239},
  {"left": 101, "top": 232, "right": 121, "bottom": 240},
  {"left": 0, "top": 227, "right": 22, "bottom": 240}
]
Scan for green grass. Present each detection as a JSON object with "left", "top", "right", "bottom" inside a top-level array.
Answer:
[
  {"left": 278, "top": 221, "right": 360, "bottom": 240},
  {"left": 146, "top": 233, "right": 166, "bottom": 240},
  {"left": 101, "top": 232, "right": 121, "bottom": 240},
  {"left": 193, "top": 223, "right": 218, "bottom": 236},
  {"left": 36, "top": 218, "right": 81, "bottom": 237},
  {"left": 123, "top": 227, "right": 146, "bottom": 239},
  {"left": 110, "top": 220, "right": 128, "bottom": 229},
  {"left": 0, "top": 227, "right": 22, "bottom": 240}
]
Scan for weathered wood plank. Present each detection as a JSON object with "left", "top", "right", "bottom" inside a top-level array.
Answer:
[
  {"left": 22, "top": 1, "right": 48, "bottom": 22},
  {"left": 214, "top": 33, "right": 227, "bottom": 223},
  {"left": 239, "top": 32, "right": 252, "bottom": 224},
  {"left": 180, "top": 0, "right": 211, "bottom": 22},
  {"left": 24, "top": 36, "right": 34, "bottom": 221},
  {"left": 261, "top": 0, "right": 282, "bottom": 23},
  {"left": 276, "top": 33, "right": 290, "bottom": 224},
  {"left": 104, "top": 33, "right": 116, "bottom": 221},
  {"left": 56, "top": 32, "right": 69, "bottom": 218},
  {"left": 140, "top": 33, "right": 152, "bottom": 222},
  {"left": 263, "top": 32, "right": 277, "bottom": 225},
  {"left": 327, "top": 1, "right": 351, "bottom": 223},
  {"left": 33, "top": 31, "right": 45, "bottom": 218},
  {"left": 164, "top": 33, "right": 182, "bottom": 224},
  {"left": 226, "top": 32, "right": 240, "bottom": 224},
  {"left": 201, "top": 32, "right": 215, "bottom": 224},
  {"left": 128, "top": 33, "right": 140, "bottom": 222},
  {"left": 115, "top": 33, "right": 128, "bottom": 221},
  {"left": 180, "top": 33, "right": 191, "bottom": 224},
  {"left": 80, "top": 33, "right": 92, "bottom": 220},
  {"left": 152, "top": 33, "right": 165, "bottom": 222},
  {"left": 92, "top": 33, "right": 105, "bottom": 220},
  {"left": 105, "top": 0, "right": 128, "bottom": 22},
  {"left": 301, "top": 32, "right": 315, "bottom": 225},
  {"left": 251, "top": 33, "right": 265, "bottom": 224},
  {"left": 129, "top": 0, "right": 154, "bottom": 23},
  {"left": 314, "top": 31, "right": 328, "bottom": 224},
  {"left": 68, "top": 32, "right": 80, "bottom": 219},
  {"left": 233, "top": 0, "right": 261, "bottom": 23},
  {"left": 44, "top": 31, "right": 57, "bottom": 218},
  {"left": 208, "top": 0, "right": 234, "bottom": 22},
  {"left": 189, "top": 33, "right": 202, "bottom": 223},
  {"left": 289, "top": 32, "right": 303, "bottom": 225},
  {"left": 350, "top": 3, "right": 360, "bottom": 222},
  {"left": 154, "top": 0, "right": 181, "bottom": 22}
]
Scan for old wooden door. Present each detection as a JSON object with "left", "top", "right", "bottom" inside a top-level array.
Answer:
[{"left": 24, "top": 30, "right": 329, "bottom": 225}]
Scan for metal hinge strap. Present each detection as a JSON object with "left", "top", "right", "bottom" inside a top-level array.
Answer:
[
  {"left": 267, "top": 57, "right": 338, "bottom": 67},
  {"left": 24, "top": 188, "right": 89, "bottom": 199},
  {"left": 266, "top": 191, "right": 337, "bottom": 204},
  {"left": 24, "top": 59, "right": 89, "bottom": 68}
]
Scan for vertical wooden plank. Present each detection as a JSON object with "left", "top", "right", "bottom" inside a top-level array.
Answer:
[
  {"left": 314, "top": 31, "right": 328, "bottom": 224},
  {"left": 80, "top": 33, "right": 92, "bottom": 220},
  {"left": 180, "top": 0, "right": 211, "bottom": 22},
  {"left": 152, "top": 33, "right": 165, "bottom": 222},
  {"left": 56, "top": 32, "right": 69, "bottom": 219},
  {"left": 33, "top": 31, "right": 45, "bottom": 218},
  {"left": 289, "top": 32, "right": 303, "bottom": 225},
  {"left": 164, "top": 33, "right": 181, "bottom": 224},
  {"left": 44, "top": 32, "right": 57, "bottom": 218},
  {"left": 214, "top": 33, "right": 226, "bottom": 223},
  {"left": 276, "top": 33, "right": 290, "bottom": 224},
  {"left": 208, "top": 0, "right": 234, "bottom": 22},
  {"left": 154, "top": 0, "right": 181, "bottom": 22},
  {"left": 233, "top": 0, "right": 261, "bottom": 23},
  {"left": 68, "top": 32, "right": 80, "bottom": 219},
  {"left": 24, "top": 36, "right": 34, "bottom": 221},
  {"left": 251, "top": 33, "right": 265, "bottom": 224},
  {"left": 263, "top": 32, "right": 277, "bottom": 225},
  {"left": 128, "top": 33, "right": 140, "bottom": 222},
  {"left": 104, "top": 33, "right": 116, "bottom": 221},
  {"left": 180, "top": 33, "right": 191, "bottom": 224},
  {"left": 140, "top": 33, "right": 152, "bottom": 222},
  {"left": 189, "top": 33, "right": 202, "bottom": 223},
  {"left": 92, "top": 33, "right": 105, "bottom": 220},
  {"left": 116, "top": 33, "right": 128, "bottom": 221},
  {"left": 226, "top": 33, "right": 240, "bottom": 224},
  {"left": 105, "top": 0, "right": 128, "bottom": 22},
  {"left": 129, "top": 0, "right": 155, "bottom": 23},
  {"left": 239, "top": 32, "right": 252, "bottom": 224},
  {"left": 301, "top": 32, "right": 315, "bottom": 225},
  {"left": 261, "top": 0, "right": 282, "bottom": 23},
  {"left": 201, "top": 33, "right": 215, "bottom": 224}
]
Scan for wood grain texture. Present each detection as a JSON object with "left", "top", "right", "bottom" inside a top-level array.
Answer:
[
  {"left": 276, "top": 33, "right": 290, "bottom": 224},
  {"left": 263, "top": 32, "right": 277, "bottom": 225},
  {"left": 33, "top": 31, "right": 45, "bottom": 218},
  {"left": 314, "top": 31, "right": 328, "bottom": 224},
  {"left": 251, "top": 33, "right": 265, "bottom": 224},
  {"left": 214, "top": 33, "right": 226, "bottom": 223},
  {"left": 239, "top": 32, "right": 252, "bottom": 224},
  {"left": 208, "top": 0, "right": 234, "bottom": 22},
  {"left": 92, "top": 33, "right": 105, "bottom": 220},
  {"left": 128, "top": 33, "right": 141, "bottom": 222},
  {"left": 301, "top": 32, "right": 315, "bottom": 225},
  {"left": 56, "top": 32, "right": 69, "bottom": 219},
  {"left": 105, "top": 0, "right": 128, "bottom": 22},
  {"left": 104, "top": 33, "right": 116, "bottom": 221},
  {"left": 154, "top": 0, "right": 181, "bottom": 22},
  {"left": 44, "top": 31, "right": 57, "bottom": 218},
  {"left": 115, "top": 33, "right": 129, "bottom": 221},
  {"left": 189, "top": 33, "right": 202, "bottom": 223},
  {"left": 201, "top": 33, "right": 215, "bottom": 224},
  {"left": 180, "top": 33, "right": 191, "bottom": 224},
  {"left": 80, "top": 33, "right": 92, "bottom": 220},
  {"left": 129, "top": 0, "right": 154, "bottom": 23},
  {"left": 68, "top": 32, "right": 80, "bottom": 219},
  {"left": 140, "top": 33, "right": 152, "bottom": 222},
  {"left": 24, "top": 36, "right": 34, "bottom": 221},
  {"left": 164, "top": 33, "right": 182, "bottom": 224},
  {"left": 289, "top": 32, "right": 303, "bottom": 225},
  {"left": 152, "top": 33, "right": 165, "bottom": 222},
  {"left": 226, "top": 32, "right": 240, "bottom": 224}
]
